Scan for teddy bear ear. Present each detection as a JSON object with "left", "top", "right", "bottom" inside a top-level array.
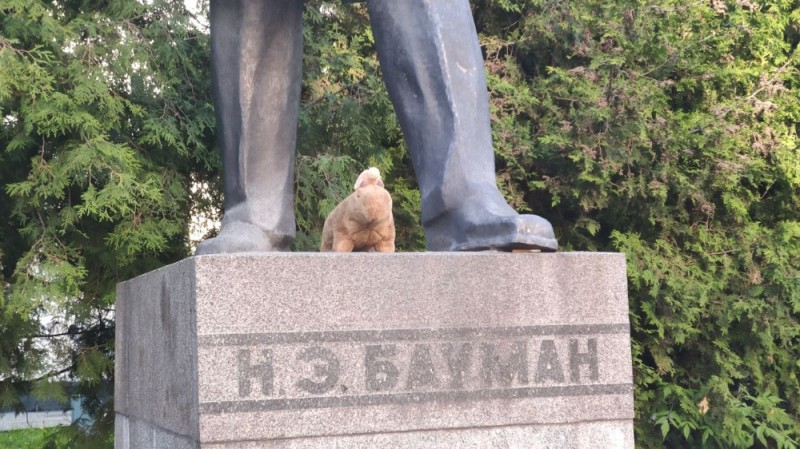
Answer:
[
  {"left": 354, "top": 172, "right": 368, "bottom": 190},
  {"left": 354, "top": 168, "right": 383, "bottom": 190}
]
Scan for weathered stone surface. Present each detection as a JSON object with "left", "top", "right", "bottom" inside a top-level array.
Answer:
[
  {"left": 115, "top": 414, "right": 197, "bottom": 449},
  {"left": 201, "top": 421, "right": 633, "bottom": 449},
  {"left": 115, "top": 260, "right": 198, "bottom": 444},
  {"left": 115, "top": 253, "right": 633, "bottom": 448}
]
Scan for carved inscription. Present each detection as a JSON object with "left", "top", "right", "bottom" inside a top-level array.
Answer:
[
  {"left": 235, "top": 339, "right": 597, "bottom": 398},
  {"left": 237, "top": 349, "right": 273, "bottom": 397},
  {"left": 198, "top": 324, "right": 631, "bottom": 414}
]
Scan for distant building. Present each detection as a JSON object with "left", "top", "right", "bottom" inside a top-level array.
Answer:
[{"left": 0, "top": 394, "right": 82, "bottom": 431}]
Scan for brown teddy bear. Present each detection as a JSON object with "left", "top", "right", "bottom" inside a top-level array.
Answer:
[{"left": 320, "top": 167, "right": 396, "bottom": 252}]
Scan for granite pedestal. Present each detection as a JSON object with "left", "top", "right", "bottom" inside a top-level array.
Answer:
[{"left": 115, "top": 253, "right": 633, "bottom": 448}]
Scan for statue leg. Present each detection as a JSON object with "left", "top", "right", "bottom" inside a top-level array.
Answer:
[
  {"left": 367, "top": 0, "right": 558, "bottom": 251},
  {"left": 196, "top": 0, "right": 303, "bottom": 255}
]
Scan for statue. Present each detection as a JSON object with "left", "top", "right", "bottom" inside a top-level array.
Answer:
[{"left": 196, "top": 0, "right": 558, "bottom": 254}]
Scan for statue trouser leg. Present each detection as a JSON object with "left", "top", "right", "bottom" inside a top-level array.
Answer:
[
  {"left": 367, "top": 0, "right": 558, "bottom": 251},
  {"left": 196, "top": 0, "right": 302, "bottom": 254}
]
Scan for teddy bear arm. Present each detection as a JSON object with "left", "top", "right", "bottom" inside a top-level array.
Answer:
[
  {"left": 374, "top": 239, "right": 395, "bottom": 252},
  {"left": 332, "top": 232, "right": 356, "bottom": 252},
  {"left": 372, "top": 218, "right": 395, "bottom": 252},
  {"left": 320, "top": 212, "right": 338, "bottom": 252}
]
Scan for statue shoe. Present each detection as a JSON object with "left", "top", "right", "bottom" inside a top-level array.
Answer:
[
  {"left": 194, "top": 221, "right": 292, "bottom": 255},
  {"left": 423, "top": 197, "right": 558, "bottom": 252}
]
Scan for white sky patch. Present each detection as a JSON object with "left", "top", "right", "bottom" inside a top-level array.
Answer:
[
  {"left": 185, "top": 0, "right": 209, "bottom": 31},
  {"left": 188, "top": 178, "right": 221, "bottom": 251}
]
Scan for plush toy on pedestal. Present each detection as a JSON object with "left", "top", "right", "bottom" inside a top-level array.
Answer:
[{"left": 320, "top": 168, "right": 396, "bottom": 253}]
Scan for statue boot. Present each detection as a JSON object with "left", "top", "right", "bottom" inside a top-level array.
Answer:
[
  {"left": 196, "top": 0, "right": 303, "bottom": 254},
  {"left": 367, "top": 0, "right": 558, "bottom": 251}
]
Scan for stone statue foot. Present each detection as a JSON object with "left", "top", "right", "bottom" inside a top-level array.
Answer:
[
  {"left": 423, "top": 196, "right": 558, "bottom": 252},
  {"left": 195, "top": 221, "right": 291, "bottom": 255}
]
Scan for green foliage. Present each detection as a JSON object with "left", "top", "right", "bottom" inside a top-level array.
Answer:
[
  {"left": 0, "top": 427, "right": 71, "bottom": 449},
  {"left": 475, "top": 0, "right": 800, "bottom": 447},
  {"left": 294, "top": 2, "right": 424, "bottom": 251},
  {"left": 1, "top": 0, "right": 214, "bottom": 445}
]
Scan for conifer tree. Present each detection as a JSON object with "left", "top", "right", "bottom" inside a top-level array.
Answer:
[
  {"left": 474, "top": 0, "right": 800, "bottom": 447},
  {"left": 1, "top": 1, "right": 216, "bottom": 445}
]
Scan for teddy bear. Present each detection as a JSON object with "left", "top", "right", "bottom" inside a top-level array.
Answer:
[{"left": 320, "top": 167, "right": 396, "bottom": 252}]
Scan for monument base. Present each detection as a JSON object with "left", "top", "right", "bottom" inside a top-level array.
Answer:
[
  {"left": 116, "top": 416, "right": 632, "bottom": 448},
  {"left": 115, "top": 253, "right": 633, "bottom": 448}
]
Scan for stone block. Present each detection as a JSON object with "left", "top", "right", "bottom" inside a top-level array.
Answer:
[{"left": 115, "top": 253, "right": 633, "bottom": 448}]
